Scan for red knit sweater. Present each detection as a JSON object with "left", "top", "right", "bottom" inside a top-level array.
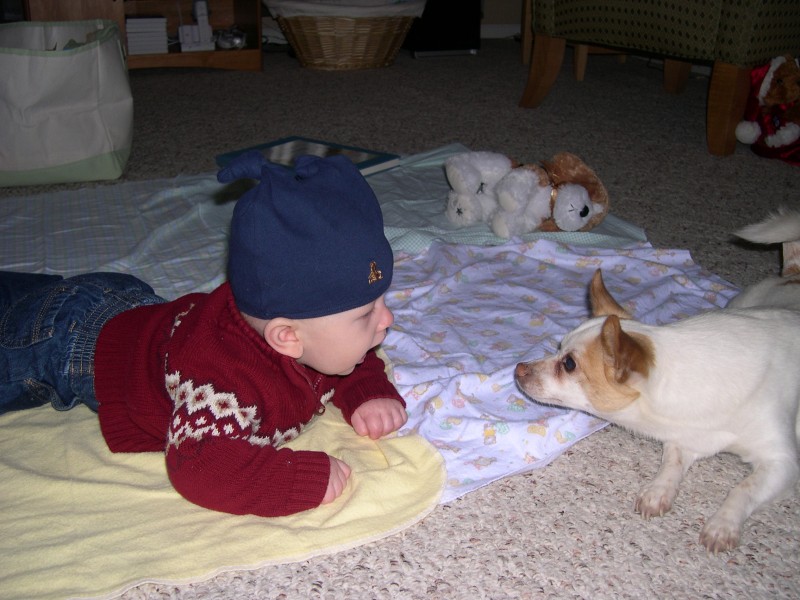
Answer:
[{"left": 94, "top": 282, "right": 404, "bottom": 517}]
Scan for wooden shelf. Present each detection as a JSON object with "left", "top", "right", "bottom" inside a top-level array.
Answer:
[
  {"left": 25, "top": 0, "right": 263, "bottom": 71},
  {"left": 126, "top": 47, "right": 262, "bottom": 70},
  {"left": 124, "top": 0, "right": 262, "bottom": 70}
]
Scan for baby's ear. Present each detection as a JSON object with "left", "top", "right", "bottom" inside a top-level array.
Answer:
[
  {"left": 264, "top": 319, "right": 303, "bottom": 359},
  {"left": 589, "top": 270, "right": 631, "bottom": 319}
]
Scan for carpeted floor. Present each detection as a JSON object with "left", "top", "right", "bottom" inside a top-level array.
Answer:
[{"left": 4, "top": 38, "right": 800, "bottom": 599}]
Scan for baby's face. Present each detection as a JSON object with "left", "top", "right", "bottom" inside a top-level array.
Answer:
[{"left": 295, "top": 295, "right": 394, "bottom": 376}]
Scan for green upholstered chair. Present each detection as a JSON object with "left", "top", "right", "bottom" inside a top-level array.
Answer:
[{"left": 519, "top": 0, "right": 800, "bottom": 155}]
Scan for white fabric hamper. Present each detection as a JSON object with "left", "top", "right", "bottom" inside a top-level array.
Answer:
[{"left": 0, "top": 20, "right": 133, "bottom": 186}]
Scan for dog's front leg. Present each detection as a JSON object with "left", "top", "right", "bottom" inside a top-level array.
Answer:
[
  {"left": 700, "top": 456, "right": 800, "bottom": 553},
  {"left": 635, "top": 442, "right": 696, "bottom": 518}
]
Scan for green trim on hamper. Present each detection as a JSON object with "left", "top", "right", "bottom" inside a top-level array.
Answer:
[{"left": 0, "top": 148, "right": 130, "bottom": 186}]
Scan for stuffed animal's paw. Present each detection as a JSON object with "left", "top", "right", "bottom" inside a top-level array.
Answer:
[
  {"left": 446, "top": 191, "right": 495, "bottom": 227},
  {"left": 491, "top": 211, "right": 524, "bottom": 238},
  {"left": 495, "top": 167, "right": 546, "bottom": 212},
  {"left": 444, "top": 152, "right": 512, "bottom": 228},
  {"left": 491, "top": 175, "right": 552, "bottom": 238},
  {"left": 444, "top": 152, "right": 512, "bottom": 194}
]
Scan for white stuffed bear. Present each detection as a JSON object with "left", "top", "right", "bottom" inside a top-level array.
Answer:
[
  {"left": 444, "top": 151, "right": 513, "bottom": 226},
  {"left": 491, "top": 165, "right": 552, "bottom": 238},
  {"left": 445, "top": 150, "right": 610, "bottom": 237}
]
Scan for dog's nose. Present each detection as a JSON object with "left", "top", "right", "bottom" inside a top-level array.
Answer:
[{"left": 515, "top": 362, "right": 531, "bottom": 378}]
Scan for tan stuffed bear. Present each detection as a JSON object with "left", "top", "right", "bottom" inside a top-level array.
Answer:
[{"left": 445, "top": 150, "right": 610, "bottom": 238}]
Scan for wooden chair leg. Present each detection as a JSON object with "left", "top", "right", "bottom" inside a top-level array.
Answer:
[
  {"left": 663, "top": 58, "right": 692, "bottom": 93},
  {"left": 521, "top": 0, "right": 532, "bottom": 65},
  {"left": 707, "top": 60, "right": 751, "bottom": 156},
  {"left": 572, "top": 45, "right": 627, "bottom": 81},
  {"left": 573, "top": 44, "right": 589, "bottom": 81},
  {"left": 519, "top": 34, "right": 567, "bottom": 108}
]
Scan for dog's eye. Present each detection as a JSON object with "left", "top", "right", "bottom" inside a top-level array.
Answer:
[{"left": 562, "top": 354, "right": 577, "bottom": 373}]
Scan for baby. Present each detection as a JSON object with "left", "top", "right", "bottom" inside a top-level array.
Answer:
[{"left": 0, "top": 151, "right": 407, "bottom": 516}]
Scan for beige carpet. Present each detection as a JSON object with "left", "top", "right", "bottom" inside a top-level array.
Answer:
[{"left": 2, "top": 38, "right": 799, "bottom": 599}]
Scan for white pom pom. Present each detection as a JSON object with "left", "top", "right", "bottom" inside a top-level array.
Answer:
[{"left": 735, "top": 121, "right": 761, "bottom": 145}]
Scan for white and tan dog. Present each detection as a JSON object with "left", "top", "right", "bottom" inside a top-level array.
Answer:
[
  {"left": 515, "top": 211, "right": 800, "bottom": 552},
  {"left": 728, "top": 207, "right": 800, "bottom": 310}
]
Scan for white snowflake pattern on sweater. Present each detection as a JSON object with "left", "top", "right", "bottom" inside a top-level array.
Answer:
[{"left": 165, "top": 372, "right": 332, "bottom": 450}]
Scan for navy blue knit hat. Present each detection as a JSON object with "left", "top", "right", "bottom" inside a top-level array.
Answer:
[{"left": 219, "top": 151, "right": 393, "bottom": 319}]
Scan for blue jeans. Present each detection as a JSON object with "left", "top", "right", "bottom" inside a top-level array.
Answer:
[{"left": 0, "top": 272, "right": 165, "bottom": 415}]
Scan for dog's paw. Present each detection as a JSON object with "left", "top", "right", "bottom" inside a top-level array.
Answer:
[
  {"left": 634, "top": 483, "right": 677, "bottom": 519},
  {"left": 700, "top": 516, "right": 741, "bottom": 553}
]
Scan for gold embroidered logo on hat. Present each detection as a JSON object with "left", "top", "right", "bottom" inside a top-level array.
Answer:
[{"left": 368, "top": 261, "right": 383, "bottom": 285}]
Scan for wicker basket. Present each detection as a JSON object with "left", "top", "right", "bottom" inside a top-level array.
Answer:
[{"left": 277, "top": 15, "right": 414, "bottom": 70}]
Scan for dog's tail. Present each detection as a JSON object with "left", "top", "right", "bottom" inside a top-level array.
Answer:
[{"left": 734, "top": 207, "right": 800, "bottom": 276}]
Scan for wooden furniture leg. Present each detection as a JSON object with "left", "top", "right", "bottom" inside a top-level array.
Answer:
[
  {"left": 572, "top": 45, "right": 627, "bottom": 81},
  {"left": 521, "top": 0, "right": 532, "bottom": 64},
  {"left": 663, "top": 58, "right": 692, "bottom": 93},
  {"left": 707, "top": 60, "right": 751, "bottom": 156},
  {"left": 519, "top": 34, "right": 567, "bottom": 108},
  {"left": 573, "top": 44, "right": 589, "bottom": 81}
]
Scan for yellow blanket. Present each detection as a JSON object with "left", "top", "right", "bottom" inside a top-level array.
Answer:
[{"left": 0, "top": 404, "right": 444, "bottom": 600}]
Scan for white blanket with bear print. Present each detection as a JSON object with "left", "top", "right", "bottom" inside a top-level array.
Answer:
[{"left": 385, "top": 238, "right": 740, "bottom": 503}]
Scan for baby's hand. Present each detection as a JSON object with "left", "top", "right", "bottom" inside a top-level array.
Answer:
[
  {"left": 351, "top": 398, "right": 408, "bottom": 440},
  {"left": 321, "top": 456, "right": 351, "bottom": 505}
]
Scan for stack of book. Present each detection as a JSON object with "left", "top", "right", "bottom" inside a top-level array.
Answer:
[{"left": 126, "top": 16, "right": 168, "bottom": 55}]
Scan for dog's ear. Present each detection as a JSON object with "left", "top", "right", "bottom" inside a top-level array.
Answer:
[
  {"left": 590, "top": 270, "right": 632, "bottom": 319},
  {"left": 600, "top": 315, "right": 653, "bottom": 385}
]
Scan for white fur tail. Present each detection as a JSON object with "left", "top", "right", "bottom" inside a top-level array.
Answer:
[
  {"left": 734, "top": 208, "right": 800, "bottom": 244},
  {"left": 734, "top": 208, "right": 800, "bottom": 277}
]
